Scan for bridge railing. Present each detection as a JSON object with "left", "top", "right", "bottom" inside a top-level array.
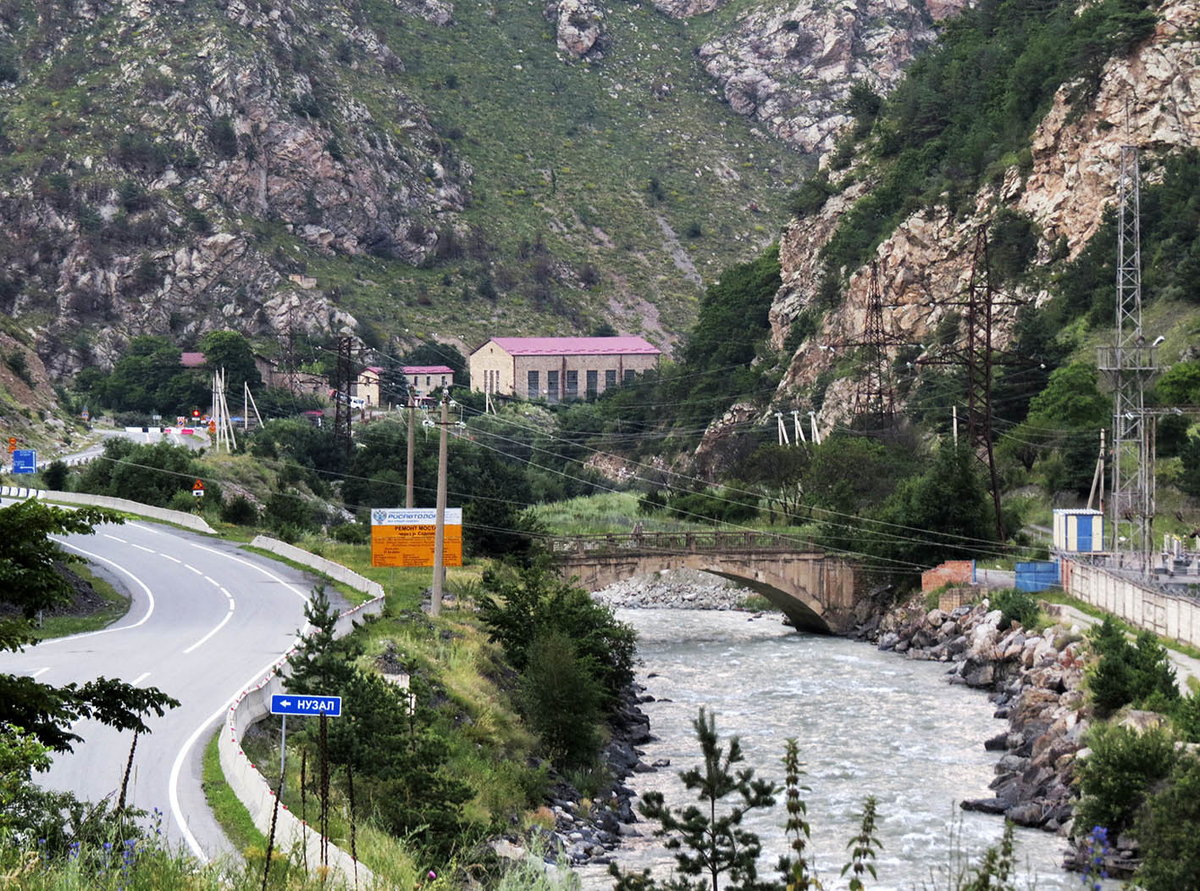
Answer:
[{"left": 546, "top": 531, "right": 814, "bottom": 555}]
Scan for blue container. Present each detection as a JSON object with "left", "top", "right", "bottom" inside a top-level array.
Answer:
[{"left": 1014, "top": 560, "right": 1061, "bottom": 593}]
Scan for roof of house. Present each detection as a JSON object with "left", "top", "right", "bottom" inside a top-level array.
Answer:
[
  {"left": 362, "top": 366, "right": 383, "bottom": 375},
  {"left": 485, "top": 336, "right": 660, "bottom": 357},
  {"left": 180, "top": 352, "right": 206, "bottom": 368},
  {"left": 403, "top": 365, "right": 455, "bottom": 375}
]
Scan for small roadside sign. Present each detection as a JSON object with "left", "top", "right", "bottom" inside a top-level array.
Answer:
[
  {"left": 7, "top": 437, "right": 15, "bottom": 454},
  {"left": 270, "top": 694, "right": 342, "bottom": 717},
  {"left": 191, "top": 479, "right": 205, "bottom": 498},
  {"left": 12, "top": 449, "right": 36, "bottom": 474},
  {"left": 82, "top": 407, "right": 90, "bottom": 421}
]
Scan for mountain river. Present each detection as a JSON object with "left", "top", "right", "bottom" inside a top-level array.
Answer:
[{"left": 576, "top": 608, "right": 1115, "bottom": 891}]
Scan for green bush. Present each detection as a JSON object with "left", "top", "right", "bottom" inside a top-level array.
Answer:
[
  {"left": 989, "top": 589, "right": 1040, "bottom": 631},
  {"left": 330, "top": 520, "right": 368, "bottom": 543},
  {"left": 519, "top": 630, "right": 603, "bottom": 769},
  {"left": 1074, "top": 723, "right": 1177, "bottom": 837},
  {"left": 1134, "top": 754, "right": 1200, "bottom": 890},
  {"left": 478, "top": 558, "right": 635, "bottom": 713},
  {"left": 41, "top": 460, "right": 69, "bottom": 491},
  {"left": 665, "top": 487, "right": 759, "bottom": 524},
  {"left": 638, "top": 488, "right": 667, "bottom": 514},
  {"left": 1086, "top": 617, "right": 1179, "bottom": 716},
  {"left": 219, "top": 494, "right": 259, "bottom": 526}
]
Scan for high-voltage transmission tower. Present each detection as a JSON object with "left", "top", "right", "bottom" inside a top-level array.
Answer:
[
  {"left": 846, "top": 262, "right": 900, "bottom": 427},
  {"left": 1097, "top": 144, "right": 1160, "bottom": 567},
  {"left": 334, "top": 336, "right": 355, "bottom": 460},
  {"left": 919, "top": 226, "right": 1023, "bottom": 541}
]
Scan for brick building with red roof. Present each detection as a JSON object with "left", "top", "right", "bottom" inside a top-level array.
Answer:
[{"left": 469, "top": 336, "right": 660, "bottom": 402}]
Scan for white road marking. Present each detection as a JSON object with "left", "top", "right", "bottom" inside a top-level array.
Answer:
[
  {"left": 129, "top": 524, "right": 159, "bottom": 535},
  {"left": 132, "top": 543, "right": 156, "bottom": 554},
  {"left": 181, "top": 608, "right": 234, "bottom": 655},
  {"left": 30, "top": 667, "right": 49, "bottom": 678},
  {"left": 38, "top": 542, "right": 156, "bottom": 644},
  {"left": 169, "top": 639, "right": 304, "bottom": 862},
  {"left": 205, "top": 576, "right": 220, "bottom": 587},
  {"left": 130, "top": 671, "right": 151, "bottom": 686},
  {"left": 169, "top": 544, "right": 313, "bottom": 860},
  {"left": 161, "top": 554, "right": 182, "bottom": 564},
  {"left": 184, "top": 564, "right": 203, "bottom": 575},
  {"left": 104, "top": 534, "right": 128, "bottom": 543}
]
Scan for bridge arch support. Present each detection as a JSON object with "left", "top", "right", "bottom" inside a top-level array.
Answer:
[{"left": 556, "top": 549, "right": 859, "bottom": 635}]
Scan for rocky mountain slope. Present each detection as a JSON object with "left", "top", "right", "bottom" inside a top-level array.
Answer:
[
  {"left": 1, "top": 0, "right": 952, "bottom": 382},
  {"left": 767, "top": 0, "right": 1200, "bottom": 425}
]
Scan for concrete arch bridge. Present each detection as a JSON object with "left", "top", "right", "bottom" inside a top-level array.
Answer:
[{"left": 548, "top": 531, "right": 863, "bottom": 634}]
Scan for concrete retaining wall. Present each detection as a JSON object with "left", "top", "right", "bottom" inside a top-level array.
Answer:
[
  {"left": 0, "top": 486, "right": 216, "bottom": 534},
  {"left": 219, "top": 595, "right": 385, "bottom": 887},
  {"left": 249, "top": 536, "right": 385, "bottom": 601},
  {"left": 1062, "top": 559, "right": 1200, "bottom": 648}
]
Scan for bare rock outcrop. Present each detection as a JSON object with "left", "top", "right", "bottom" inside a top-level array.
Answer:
[
  {"left": 0, "top": 0, "right": 468, "bottom": 377},
  {"left": 769, "top": 0, "right": 1200, "bottom": 425},
  {"left": 545, "top": 0, "right": 607, "bottom": 60},
  {"left": 696, "top": 0, "right": 964, "bottom": 155}
]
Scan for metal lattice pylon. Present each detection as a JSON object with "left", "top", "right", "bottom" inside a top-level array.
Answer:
[
  {"left": 851, "top": 262, "right": 898, "bottom": 426},
  {"left": 917, "top": 225, "right": 1021, "bottom": 541},
  {"left": 1097, "top": 145, "right": 1159, "bottom": 564}
]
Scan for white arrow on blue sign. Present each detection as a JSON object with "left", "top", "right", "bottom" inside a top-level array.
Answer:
[{"left": 270, "top": 694, "right": 342, "bottom": 717}]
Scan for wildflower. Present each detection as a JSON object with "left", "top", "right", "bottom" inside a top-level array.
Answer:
[
  {"left": 68, "top": 841, "right": 80, "bottom": 861},
  {"left": 429, "top": 870, "right": 437, "bottom": 880}
]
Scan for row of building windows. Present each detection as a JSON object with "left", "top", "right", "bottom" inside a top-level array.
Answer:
[{"left": 525, "top": 369, "right": 634, "bottom": 401}]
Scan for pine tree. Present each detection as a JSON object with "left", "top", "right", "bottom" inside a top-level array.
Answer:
[
  {"left": 635, "top": 708, "right": 780, "bottom": 891},
  {"left": 286, "top": 586, "right": 357, "bottom": 695}
]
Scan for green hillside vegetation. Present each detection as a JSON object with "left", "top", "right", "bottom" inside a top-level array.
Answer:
[{"left": 0, "top": 0, "right": 799, "bottom": 350}]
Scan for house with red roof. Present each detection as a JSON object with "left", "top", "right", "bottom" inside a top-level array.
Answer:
[
  {"left": 469, "top": 336, "right": 660, "bottom": 402},
  {"left": 402, "top": 365, "right": 455, "bottom": 402}
]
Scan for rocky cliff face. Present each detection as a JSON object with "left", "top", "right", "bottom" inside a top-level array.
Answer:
[
  {"left": 0, "top": 0, "right": 466, "bottom": 376},
  {"left": 770, "top": 0, "right": 1200, "bottom": 426},
  {"left": 696, "top": 0, "right": 963, "bottom": 155}
]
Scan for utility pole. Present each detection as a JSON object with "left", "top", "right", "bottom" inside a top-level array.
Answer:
[
  {"left": 431, "top": 393, "right": 450, "bottom": 617},
  {"left": 791, "top": 409, "right": 806, "bottom": 444},
  {"left": 211, "top": 368, "right": 237, "bottom": 453},
  {"left": 775, "top": 412, "right": 790, "bottom": 446},
  {"left": 406, "top": 394, "right": 416, "bottom": 509},
  {"left": 334, "top": 336, "right": 354, "bottom": 461}
]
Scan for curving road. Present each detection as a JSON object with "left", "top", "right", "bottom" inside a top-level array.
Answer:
[{"left": 0, "top": 513, "right": 317, "bottom": 859}]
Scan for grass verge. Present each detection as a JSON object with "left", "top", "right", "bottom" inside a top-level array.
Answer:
[
  {"left": 31, "top": 563, "right": 130, "bottom": 640},
  {"left": 201, "top": 727, "right": 267, "bottom": 857}
]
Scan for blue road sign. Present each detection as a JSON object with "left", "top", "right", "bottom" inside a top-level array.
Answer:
[
  {"left": 270, "top": 693, "right": 342, "bottom": 717},
  {"left": 12, "top": 450, "right": 36, "bottom": 474}
]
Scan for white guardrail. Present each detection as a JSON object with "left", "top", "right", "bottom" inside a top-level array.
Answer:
[{"left": 0, "top": 487, "right": 217, "bottom": 534}]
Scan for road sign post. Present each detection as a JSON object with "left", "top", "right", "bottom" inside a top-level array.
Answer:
[
  {"left": 12, "top": 449, "right": 36, "bottom": 474},
  {"left": 269, "top": 694, "right": 341, "bottom": 792},
  {"left": 191, "top": 479, "right": 205, "bottom": 498}
]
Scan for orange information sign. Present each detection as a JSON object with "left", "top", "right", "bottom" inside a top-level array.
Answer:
[
  {"left": 371, "top": 508, "right": 462, "bottom": 568},
  {"left": 7, "top": 437, "right": 16, "bottom": 454}
]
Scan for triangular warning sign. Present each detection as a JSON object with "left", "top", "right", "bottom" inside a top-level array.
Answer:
[{"left": 192, "top": 479, "right": 205, "bottom": 490}]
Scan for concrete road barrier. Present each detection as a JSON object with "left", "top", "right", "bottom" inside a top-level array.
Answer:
[
  {"left": 219, "top": 561, "right": 385, "bottom": 887},
  {"left": 0, "top": 487, "right": 216, "bottom": 534},
  {"left": 249, "top": 536, "right": 384, "bottom": 601}
]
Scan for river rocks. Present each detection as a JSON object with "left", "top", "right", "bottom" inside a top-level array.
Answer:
[
  {"left": 592, "top": 569, "right": 757, "bottom": 611},
  {"left": 866, "top": 596, "right": 1090, "bottom": 836},
  {"left": 516, "top": 682, "right": 652, "bottom": 867}
]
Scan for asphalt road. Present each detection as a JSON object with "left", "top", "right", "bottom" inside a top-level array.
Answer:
[{"left": 0, "top": 513, "right": 315, "bottom": 860}]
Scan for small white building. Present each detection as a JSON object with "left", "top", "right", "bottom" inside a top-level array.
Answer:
[{"left": 1053, "top": 509, "right": 1106, "bottom": 553}]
